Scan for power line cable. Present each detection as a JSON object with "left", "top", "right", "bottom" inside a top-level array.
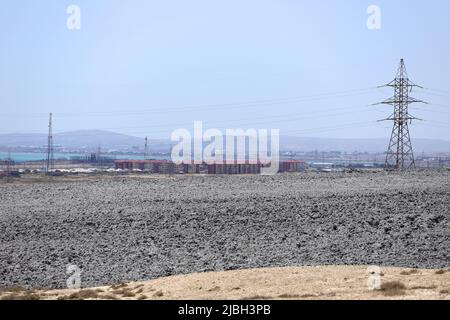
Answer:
[
  {"left": 0, "top": 104, "right": 377, "bottom": 136},
  {"left": 0, "top": 87, "right": 379, "bottom": 118}
]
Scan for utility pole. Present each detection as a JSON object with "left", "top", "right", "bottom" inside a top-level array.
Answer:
[
  {"left": 375, "top": 59, "right": 427, "bottom": 170},
  {"left": 97, "top": 144, "right": 102, "bottom": 168},
  {"left": 6, "top": 150, "right": 12, "bottom": 183},
  {"left": 46, "top": 112, "right": 54, "bottom": 173},
  {"left": 144, "top": 136, "right": 149, "bottom": 160}
]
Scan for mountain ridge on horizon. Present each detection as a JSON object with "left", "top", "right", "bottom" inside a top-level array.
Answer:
[{"left": 0, "top": 130, "right": 450, "bottom": 153}]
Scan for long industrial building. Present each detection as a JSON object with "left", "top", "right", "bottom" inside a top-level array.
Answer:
[{"left": 115, "top": 160, "right": 305, "bottom": 174}]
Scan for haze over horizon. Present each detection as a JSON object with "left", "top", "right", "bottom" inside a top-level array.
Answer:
[
  {"left": 1, "top": 0, "right": 450, "bottom": 141},
  {"left": 2, "top": 129, "right": 450, "bottom": 155}
]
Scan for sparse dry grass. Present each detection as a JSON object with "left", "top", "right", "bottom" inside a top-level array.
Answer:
[
  {"left": 110, "top": 283, "right": 128, "bottom": 290},
  {"left": 242, "top": 295, "right": 273, "bottom": 300},
  {"left": 112, "top": 288, "right": 136, "bottom": 297},
  {"left": 2, "top": 265, "right": 449, "bottom": 300},
  {"left": 58, "top": 289, "right": 100, "bottom": 300},
  {"left": 0, "top": 286, "right": 27, "bottom": 294},
  {"left": 208, "top": 286, "right": 221, "bottom": 292},
  {"left": 410, "top": 285, "right": 437, "bottom": 290},
  {"left": 153, "top": 290, "right": 164, "bottom": 297},
  {"left": 298, "top": 294, "right": 316, "bottom": 298},
  {"left": 1, "top": 292, "right": 41, "bottom": 300},
  {"left": 0, "top": 286, "right": 41, "bottom": 300},
  {"left": 278, "top": 294, "right": 302, "bottom": 299},
  {"left": 400, "top": 269, "right": 420, "bottom": 276},
  {"left": 380, "top": 281, "right": 407, "bottom": 297},
  {"left": 101, "top": 294, "right": 119, "bottom": 300},
  {"left": 435, "top": 269, "right": 449, "bottom": 275}
]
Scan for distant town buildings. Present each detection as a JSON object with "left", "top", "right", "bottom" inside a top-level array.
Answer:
[{"left": 114, "top": 160, "right": 306, "bottom": 175}]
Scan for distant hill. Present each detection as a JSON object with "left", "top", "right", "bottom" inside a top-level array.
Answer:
[
  {"left": 0, "top": 130, "right": 168, "bottom": 152},
  {"left": 280, "top": 136, "right": 450, "bottom": 153},
  {"left": 0, "top": 130, "right": 449, "bottom": 153}
]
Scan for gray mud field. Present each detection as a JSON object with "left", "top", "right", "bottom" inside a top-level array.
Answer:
[{"left": 1, "top": 171, "right": 450, "bottom": 289}]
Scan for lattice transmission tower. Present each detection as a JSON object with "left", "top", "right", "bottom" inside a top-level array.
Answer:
[
  {"left": 6, "top": 150, "right": 12, "bottom": 183},
  {"left": 144, "top": 136, "right": 149, "bottom": 160},
  {"left": 46, "top": 112, "right": 54, "bottom": 173},
  {"left": 376, "top": 59, "right": 427, "bottom": 170}
]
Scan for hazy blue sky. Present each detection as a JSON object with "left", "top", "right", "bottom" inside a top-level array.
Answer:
[{"left": 0, "top": 0, "right": 449, "bottom": 139}]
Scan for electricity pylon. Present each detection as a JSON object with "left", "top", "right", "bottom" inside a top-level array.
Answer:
[
  {"left": 6, "top": 150, "right": 12, "bottom": 183},
  {"left": 375, "top": 59, "right": 427, "bottom": 170},
  {"left": 46, "top": 112, "right": 54, "bottom": 173},
  {"left": 144, "top": 136, "right": 149, "bottom": 160}
]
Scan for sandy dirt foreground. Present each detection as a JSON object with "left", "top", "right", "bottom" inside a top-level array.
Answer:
[{"left": 1, "top": 266, "right": 449, "bottom": 300}]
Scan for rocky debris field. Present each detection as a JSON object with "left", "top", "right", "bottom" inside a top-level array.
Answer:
[{"left": 1, "top": 171, "right": 449, "bottom": 289}]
